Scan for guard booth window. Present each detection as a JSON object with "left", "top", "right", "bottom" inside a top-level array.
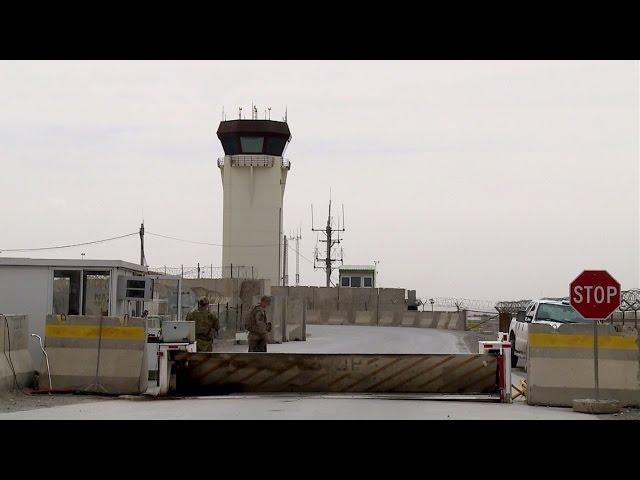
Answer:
[
  {"left": 350, "top": 276, "right": 362, "bottom": 288},
  {"left": 53, "top": 270, "right": 81, "bottom": 315},
  {"left": 82, "top": 271, "right": 110, "bottom": 316}
]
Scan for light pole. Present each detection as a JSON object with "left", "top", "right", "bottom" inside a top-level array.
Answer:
[
  {"left": 429, "top": 298, "right": 434, "bottom": 315},
  {"left": 81, "top": 252, "right": 85, "bottom": 260},
  {"left": 373, "top": 260, "right": 380, "bottom": 286}
]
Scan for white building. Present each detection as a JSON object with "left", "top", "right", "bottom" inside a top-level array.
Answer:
[
  {"left": 217, "top": 118, "right": 292, "bottom": 287},
  {"left": 339, "top": 265, "right": 376, "bottom": 288},
  {"left": 0, "top": 258, "right": 164, "bottom": 362}
]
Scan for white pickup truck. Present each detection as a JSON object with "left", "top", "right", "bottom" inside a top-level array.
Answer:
[{"left": 508, "top": 299, "right": 591, "bottom": 367}]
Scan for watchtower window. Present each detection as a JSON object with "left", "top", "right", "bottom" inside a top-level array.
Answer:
[
  {"left": 266, "top": 136, "right": 287, "bottom": 155},
  {"left": 240, "top": 136, "right": 264, "bottom": 153}
]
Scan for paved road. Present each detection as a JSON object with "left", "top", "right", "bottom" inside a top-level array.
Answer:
[
  {"left": 0, "top": 394, "right": 596, "bottom": 420},
  {"left": 222, "top": 324, "right": 471, "bottom": 354}
]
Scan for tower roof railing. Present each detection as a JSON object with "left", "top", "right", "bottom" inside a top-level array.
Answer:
[{"left": 218, "top": 155, "right": 291, "bottom": 169}]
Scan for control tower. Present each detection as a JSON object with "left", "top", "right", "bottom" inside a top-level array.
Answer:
[{"left": 217, "top": 114, "right": 292, "bottom": 287}]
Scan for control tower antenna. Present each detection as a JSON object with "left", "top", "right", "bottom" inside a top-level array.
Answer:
[{"left": 311, "top": 196, "right": 345, "bottom": 287}]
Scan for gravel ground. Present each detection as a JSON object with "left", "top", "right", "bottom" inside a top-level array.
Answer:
[{"left": 0, "top": 391, "right": 111, "bottom": 414}]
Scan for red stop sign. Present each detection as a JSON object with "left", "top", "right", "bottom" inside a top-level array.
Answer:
[{"left": 570, "top": 270, "right": 621, "bottom": 319}]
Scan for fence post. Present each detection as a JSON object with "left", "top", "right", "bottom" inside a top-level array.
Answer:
[
  {"left": 252, "top": 266, "right": 254, "bottom": 279},
  {"left": 181, "top": 264, "right": 184, "bottom": 278},
  {"left": 231, "top": 263, "right": 233, "bottom": 279},
  {"left": 211, "top": 264, "right": 213, "bottom": 279},
  {"left": 164, "top": 265, "right": 167, "bottom": 275},
  {"left": 197, "top": 262, "right": 200, "bottom": 279}
]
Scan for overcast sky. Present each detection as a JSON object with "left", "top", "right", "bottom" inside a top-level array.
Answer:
[{"left": 0, "top": 61, "right": 637, "bottom": 301}]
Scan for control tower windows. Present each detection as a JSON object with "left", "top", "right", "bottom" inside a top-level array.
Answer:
[
  {"left": 240, "top": 136, "right": 264, "bottom": 153},
  {"left": 266, "top": 136, "right": 287, "bottom": 156},
  {"left": 221, "top": 137, "right": 238, "bottom": 155}
]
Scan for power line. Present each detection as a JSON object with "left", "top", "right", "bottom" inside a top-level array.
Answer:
[
  {"left": 287, "top": 242, "right": 314, "bottom": 265},
  {"left": 0, "top": 232, "right": 138, "bottom": 253},
  {"left": 146, "top": 231, "right": 279, "bottom": 248}
]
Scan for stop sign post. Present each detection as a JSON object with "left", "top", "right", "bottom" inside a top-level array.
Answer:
[{"left": 569, "top": 270, "right": 621, "bottom": 401}]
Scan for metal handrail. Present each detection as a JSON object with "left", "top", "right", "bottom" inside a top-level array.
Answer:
[{"left": 217, "top": 155, "right": 291, "bottom": 169}]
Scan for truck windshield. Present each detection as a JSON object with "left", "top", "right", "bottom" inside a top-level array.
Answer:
[{"left": 535, "top": 304, "right": 590, "bottom": 323}]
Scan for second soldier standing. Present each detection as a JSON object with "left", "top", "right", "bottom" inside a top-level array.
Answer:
[{"left": 245, "top": 295, "right": 272, "bottom": 352}]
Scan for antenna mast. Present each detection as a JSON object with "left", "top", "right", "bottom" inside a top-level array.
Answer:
[
  {"left": 292, "top": 228, "right": 302, "bottom": 286},
  {"left": 311, "top": 197, "right": 346, "bottom": 287}
]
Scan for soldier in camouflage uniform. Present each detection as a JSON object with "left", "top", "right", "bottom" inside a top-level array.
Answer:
[
  {"left": 186, "top": 296, "right": 220, "bottom": 352},
  {"left": 245, "top": 295, "right": 272, "bottom": 352}
]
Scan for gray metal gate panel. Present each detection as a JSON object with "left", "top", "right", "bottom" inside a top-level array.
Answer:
[{"left": 174, "top": 353, "right": 498, "bottom": 395}]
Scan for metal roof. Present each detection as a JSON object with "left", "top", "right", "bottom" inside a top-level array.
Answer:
[
  {"left": 0, "top": 257, "right": 148, "bottom": 273},
  {"left": 339, "top": 265, "right": 376, "bottom": 272}
]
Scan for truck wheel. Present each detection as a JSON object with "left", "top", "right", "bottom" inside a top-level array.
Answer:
[{"left": 510, "top": 333, "right": 518, "bottom": 367}]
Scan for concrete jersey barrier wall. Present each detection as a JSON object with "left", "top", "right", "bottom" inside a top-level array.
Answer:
[
  {"left": 271, "top": 286, "right": 466, "bottom": 331},
  {"left": 0, "top": 314, "right": 34, "bottom": 392},
  {"left": 42, "top": 314, "right": 148, "bottom": 394},
  {"left": 527, "top": 323, "right": 640, "bottom": 407}
]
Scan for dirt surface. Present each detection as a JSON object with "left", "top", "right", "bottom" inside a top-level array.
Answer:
[
  {"left": 598, "top": 408, "right": 640, "bottom": 420},
  {"left": 0, "top": 391, "right": 111, "bottom": 414}
]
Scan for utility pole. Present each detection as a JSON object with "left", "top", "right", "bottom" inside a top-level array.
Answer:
[
  {"left": 292, "top": 229, "right": 302, "bottom": 286},
  {"left": 312, "top": 198, "right": 345, "bottom": 287},
  {"left": 282, "top": 235, "right": 289, "bottom": 286},
  {"left": 139, "top": 222, "right": 146, "bottom": 266}
]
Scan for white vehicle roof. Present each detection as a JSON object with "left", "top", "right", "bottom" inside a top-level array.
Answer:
[{"left": 534, "top": 298, "right": 570, "bottom": 306}]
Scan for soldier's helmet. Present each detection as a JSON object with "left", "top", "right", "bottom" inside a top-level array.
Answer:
[{"left": 198, "top": 296, "right": 210, "bottom": 306}]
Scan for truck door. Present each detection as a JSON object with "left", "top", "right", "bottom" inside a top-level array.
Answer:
[{"left": 517, "top": 302, "right": 535, "bottom": 353}]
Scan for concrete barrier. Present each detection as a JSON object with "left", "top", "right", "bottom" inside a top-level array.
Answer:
[
  {"left": 417, "top": 312, "right": 435, "bottom": 328},
  {"left": 401, "top": 312, "right": 417, "bottom": 327},
  {"left": 175, "top": 352, "right": 499, "bottom": 395},
  {"left": 355, "top": 311, "right": 376, "bottom": 326},
  {"left": 306, "top": 310, "right": 322, "bottom": 325},
  {"left": 267, "top": 295, "right": 285, "bottom": 343},
  {"left": 435, "top": 312, "right": 449, "bottom": 329},
  {"left": 527, "top": 323, "right": 640, "bottom": 407},
  {"left": 328, "top": 313, "right": 347, "bottom": 325},
  {"left": 379, "top": 311, "right": 395, "bottom": 326},
  {"left": 0, "top": 314, "right": 34, "bottom": 392},
  {"left": 271, "top": 286, "right": 468, "bottom": 332},
  {"left": 285, "top": 298, "right": 305, "bottom": 341},
  {"left": 42, "top": 314, "right": 148, "bottom": 394}
]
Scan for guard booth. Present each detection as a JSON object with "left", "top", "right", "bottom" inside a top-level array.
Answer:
[{"left": 0, "top": 258, "right": 176, "bottom": 364}]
